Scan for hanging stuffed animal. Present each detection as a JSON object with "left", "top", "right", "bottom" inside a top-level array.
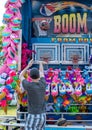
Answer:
[
  {"left": 45, "top": 84, "right": 50, "bottom": 101},
  {"left": 74, "top": 84, "right": 82, "bottom": 97},
  {"left": 51, "top": 82, "right": 58, "bottom": 97},
  {"left": 58, "top": 83, "right": 66, "bottom": 95},
  {"left": 52, "top": 69, "right": 60, "bottom": 83},
  {"left": 66, "top": 82, "right": 74, "bottom": 95},
  {"left": 54, "top": 96, "right": 63, "bottom": 112},
  {"left": 45, "top": 68, "right": 54, "bottom": 84},
  {"left": 86, "top": 83, "right": 92, "bottom": 95}
]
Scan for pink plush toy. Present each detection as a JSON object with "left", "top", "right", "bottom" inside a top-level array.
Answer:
[
  {"left": 9, "top": 70, "right": 16, "bottom": 77},
  {"left": 2, "top": 26, "right": 12, "bottom": 37},
  {"left": 52, "top": 69, "right": 60, "bottom": 83},
  {"left": 0, "top": 48, "right": 7, "bottom": 57},
  {"left": 21, "top": 43, "right": 36, "bottom": 70},
  {"left": 0, "top": 63, "right": 10, "bottom": 74},
  {"left": 3, "top": 9, "right": 14, "bottom": 21},
  {"left": 10, "top": 40, "right": 18, "bottom": 53},
  {"left": 9, "top": 22, "right": 20, "bottom": 32},
  {"left": 11, "top": 15, "right": 21, "bottom": 25},
  {"left": 9, "top": 0, "right": 22, "bottom": 7},
  {"left": 2, "top": 37, "right": 11, "bottom": 48},
  {"left": 6, "top": 57, "right": 17, "bottom": 70},
  {"left": 10, "top": 32, "right": 20, "bottom": 43},
  {"left": 5, "top": 2, "right": 19, "bottom": 12},
  {"left": 7, "top": 47, "right": 18, "bottom": 61},
  {"left": 76, "top": 76, "right": 84, "bottom": 86},
  {"left": 5, "top": 0, "right": 22, "bottom": 8}
]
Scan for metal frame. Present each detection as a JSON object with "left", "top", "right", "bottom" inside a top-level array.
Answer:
[
  {"left": 18, "top": 29, "right": 22, "bottom": 71},
  {"left": 61, "top": 44, "right": 89, "bottom": 64},
  {"left": 32, "top": 43, "right": 60, "bottom": 64},
  {"left": 90, "top": 45, "right": 92, "bottom": 55}
]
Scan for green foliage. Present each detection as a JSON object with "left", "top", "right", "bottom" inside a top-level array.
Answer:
[{"left": 0, "top": 25, "right": 5, "bottom": 50}]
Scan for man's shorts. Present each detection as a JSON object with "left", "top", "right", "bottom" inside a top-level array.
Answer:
[{"left": 25, "top": 113, "right": 46, "bottom": 130}]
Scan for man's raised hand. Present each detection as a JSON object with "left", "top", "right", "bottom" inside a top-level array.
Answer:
[{"left": 28, "top": 59, "right": 34, "bottom": 68}]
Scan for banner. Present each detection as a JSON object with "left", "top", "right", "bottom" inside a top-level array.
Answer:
[{"left": 32, "top": 0, "right": 92, "bottom": 39}]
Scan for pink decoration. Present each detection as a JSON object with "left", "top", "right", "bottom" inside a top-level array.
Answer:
[
  {"left": 5, "top": 0, "right": 22, "bottom": 8},
  {"left": 7, "top": 47, "right": 18, "bottom": 61},
  {"left": 9, "top": 22, "right": 20, "bottom": 31},
  {"left": 6, "top": 58, "right": 17, "bottom": 69},
  {"left": 0, "top": 100, "right": 7, "bottom": 107},
  {"left": 10, "top": 41, "right": 18, "bottom": 53},
  {"left": 9, "top": 70, "right": 16, "bottom": 77},
  {"left": 3, "top": 9, "right": 13, "bottom": 21},
  {"left": 2, "top": 26, "right": 12, "bottom": 37},
  {"left": 0, "top": 64, "right": 10, "bottom": 75},
  {"left": 6, "top": 77, "right": 13, "bottom": 84},
  {"left": 6, "top": 93, "right": 13, "bottom": 100},
  {"left": 21, "top": 43, "right": 36, "bottom": 70},
  {"left": 52, "top": 69, "right": 60, "bottom": 83},
  {"left": 2, "top": 88, "right": 9, "bottom": 95},
  {"left": 10, "top": 32, "right": 20, "bottom": 43},
  {"left": 2, "top": 37, "right": 11, "bottom": 47}
]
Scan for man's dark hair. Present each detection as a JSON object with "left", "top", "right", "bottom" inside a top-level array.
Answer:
[{"left": 30, "top": 68, "right": 40, "bottom": 79}]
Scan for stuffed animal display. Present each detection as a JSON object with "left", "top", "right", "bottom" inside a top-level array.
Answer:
[
  {"left": 0, "top": 0, "right": 24, "bottom": 74},
  {"left": 0, "top": 0, "right": 26, "bottom": 113},
  {"left": 44, "top": 66, "right": 92, "bottom": 113}
]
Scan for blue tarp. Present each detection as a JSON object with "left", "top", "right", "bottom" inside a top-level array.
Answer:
[{"left": 21, "top": 0, "right": 31, "bottom": 45}]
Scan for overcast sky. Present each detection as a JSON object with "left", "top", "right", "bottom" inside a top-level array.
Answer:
[{"left": 0, "top": 0, "right": 7, "bottom": 26}]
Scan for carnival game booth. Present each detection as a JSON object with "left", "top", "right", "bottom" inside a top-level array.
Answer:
[{"left": 0, "top": 0, "right": 92, "bottom": 129}]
